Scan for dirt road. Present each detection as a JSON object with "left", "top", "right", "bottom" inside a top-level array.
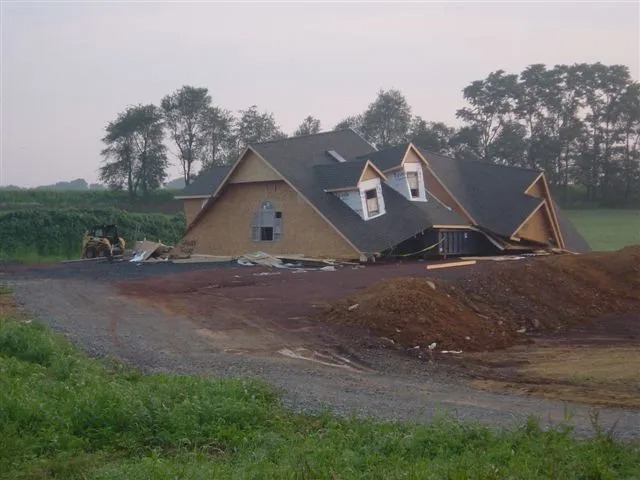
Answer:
[{"left": 4, "top": 261, "right": 639, "bottom": 439}]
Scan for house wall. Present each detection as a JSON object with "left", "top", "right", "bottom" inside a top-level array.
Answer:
[
  {"left": 182, "top": 180, "right": 360, "bottom": 259},
  {"left": 385, "top": 165, "right": 426, "bottom": 201},
  {"left": 183, "top": 198, "right": 207, "bottom": 226},
  {"left": 228, "top": 151, "right": 281, "bottom": 184},
  {"left": 360, "top": 165, "right": 380, "bottom": 182},
  {"left": 525, "top": 177, "right": 545, "bottom": 198},
  {"left": 402, "top": 149, "right": 421, "bottom": 164},
  {"left": 334, "top": 189, "right": 364, "bottom": 218},
  {"left": 387, "top": 169, "right": 410, "bottom": 198},
  {"left": 516, "top": 204, "right": 555, "bottom": 244}
]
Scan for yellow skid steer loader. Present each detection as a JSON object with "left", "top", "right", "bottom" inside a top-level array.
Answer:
[{"left": 81, "top": 224, "right": 125, "bottom": 260}]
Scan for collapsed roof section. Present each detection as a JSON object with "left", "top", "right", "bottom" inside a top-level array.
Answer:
[{"left": 177, "top": 129, "right": 590, "bottom": 256}]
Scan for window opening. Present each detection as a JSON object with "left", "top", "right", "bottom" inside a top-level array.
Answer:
[
  {"left": 407, "top": 171, "right": 420, "bottom": 198},
  {"left": 365, "top": 189, "right": 379, "bottom": 217},
  {"left": 252, "top": 201, "right": 282, "bottom": 241}
]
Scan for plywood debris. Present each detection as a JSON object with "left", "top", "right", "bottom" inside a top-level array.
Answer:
[
  {"left": 236, "top": 252, "right": 339, "bottom": 270},
  {"left": 130, "top": 240, "right": 173, "bottom": 263},
  {"left": 426, "top": 260, "right": 477, "bottom": 270}
]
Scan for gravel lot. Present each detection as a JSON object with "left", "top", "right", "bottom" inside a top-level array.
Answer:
[{"left": 4, "top": 260, "right": 639, "bottom": 439}]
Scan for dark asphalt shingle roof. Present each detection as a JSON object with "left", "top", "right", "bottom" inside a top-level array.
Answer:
[
  {"left": 182, "top": 130, "right": 587, "bottom": 254},
  {"left": 419, "top": 149, "right": 543, "bottom": 237},
  {"left": 413, "top": 192, "right": 469, "bottom": 227},
  {"left": 314, "top": 159, "right": 370, "bottom": 191},
  {"left": 551, "top": 201, "right": 591, "bottom": 252},
  {"left": 177, "top": 165, "right": 232, "bottom": 197},
  {"left": 356, "top": 143, "right": 408, "bottom": 171},
  {"left": 252, "top": 130, "right": 436, "bottom": 254}
]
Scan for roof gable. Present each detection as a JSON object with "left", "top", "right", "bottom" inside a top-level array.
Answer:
[
  {"left": 419, "top": 149, "right": 543, "bottom": 237},
  {"left": 175, "top": 165, "right": 232, "bottom": 199},
  {"left": 315, "top": 159, "right": 386, "bottom": 192}
]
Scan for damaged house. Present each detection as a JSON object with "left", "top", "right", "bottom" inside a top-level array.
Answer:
[{"left": 175, "top": 129, "right": 589, "bottom": 261}]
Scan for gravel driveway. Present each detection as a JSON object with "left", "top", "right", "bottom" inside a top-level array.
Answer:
[{"left": 5, "top": 262, "right": 639, "bottom": 440}]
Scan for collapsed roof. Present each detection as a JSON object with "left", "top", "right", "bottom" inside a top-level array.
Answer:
[{"left": 179, "top": 129, "right": 590, "bottom": 255}]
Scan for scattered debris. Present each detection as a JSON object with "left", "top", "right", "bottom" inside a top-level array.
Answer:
[
  {"left": 130, "top": 240, "right": 173, "bottom": 263},
  {"left": 426, "top": 260, "right": 477, "bottom": 270},
  {"left": 172, "top": 254, "right": 233, "bottom": 264},
  {"left": 237, "top": 252, "right": 287, "bottom": 268},
  {"left": 235, "top": 251, "right": 342, "bottom": 271},
  {"left": 347, "top": 303, "right": 359, "bottom": 312}
]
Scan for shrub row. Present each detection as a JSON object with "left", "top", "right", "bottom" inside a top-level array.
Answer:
[{"left": 0, "top": 209, "right": 186, "bottom": 258}]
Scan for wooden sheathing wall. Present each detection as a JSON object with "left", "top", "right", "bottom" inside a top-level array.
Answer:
[
  {"left": 360, "top": 164, "right": 382, "bottom": 182},
  {"left": 521, "top": 174, "right": 564, "bottom": 248},
  {"left": 183, "top": 198, "right": 206, "bottom": 226},
  {"left": 180, "top": 152, "right": 361, "bottom": 260},
  {"left": 516, "top": 203, "right": 557, "bottom": 245}
]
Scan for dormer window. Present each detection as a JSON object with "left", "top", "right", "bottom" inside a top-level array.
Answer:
[
  {"left": 407, "top": 171, "right": 420, "bottom": 199},
  {"left": 365, "top": 189, "right": 380, "bottom": 216},
  {"left": 359, "top": 179, "right": 385, "bottom": 220}
]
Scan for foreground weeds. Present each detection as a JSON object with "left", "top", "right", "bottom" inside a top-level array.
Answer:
[{"left": 1, "top": 312, "right": 639, "bottom": 479}]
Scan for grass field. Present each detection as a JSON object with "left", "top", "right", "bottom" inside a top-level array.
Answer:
[
  {"left": 566, "top": 209, "right": 640, "bottom": 251},
  {"left": 1, "top": 285, "right": 639, "bottom": 479}
]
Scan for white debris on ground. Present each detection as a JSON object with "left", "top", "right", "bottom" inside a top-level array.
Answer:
[
  {"left": 236, "top": 251, "right": 342, "bottom": 271},
  {"left": 130, "top": 240, "right": 173, "bottom": 263}
]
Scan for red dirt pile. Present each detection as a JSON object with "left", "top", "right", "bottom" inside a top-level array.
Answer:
[
  {"left": 326, "top": 246, "right": 640, "bottom": 352},
  {"left": 325, "top": 277, "right": 520, "bottom": 352}
]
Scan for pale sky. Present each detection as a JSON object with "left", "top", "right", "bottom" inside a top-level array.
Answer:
[{"left": 1, "top": 1, "right": 638, "bottom": 187}]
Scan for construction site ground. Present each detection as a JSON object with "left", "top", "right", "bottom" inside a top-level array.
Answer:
[{"left": 2, "top": 255, "right": 639, "bottom": 440}]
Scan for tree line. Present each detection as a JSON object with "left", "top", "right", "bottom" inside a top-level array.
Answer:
[{"left": 100, "top": 62, "right": 639, "bottom": 206}]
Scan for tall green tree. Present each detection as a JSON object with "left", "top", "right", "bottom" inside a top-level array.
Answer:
[
  {"left": 334, "top": 114, "right": 364, "bottom": 132},
  {"left": 456, "top": 70, "right": 520, "bottom": 162},
  {"left": 161, "top": 86, "right": 212, "bottom": 185},
  {"left": 201, "top": 106, "right": 235, "bottom": 167},
  {"left": 361, "top": 89, "right": 412, "bottom": 148},
  {"left": 99, "top": 104, "right": 167, "bottom": 198},
  {"left": 294, "top": 116, "right": 321, "bottom": 136},
  {"left": 409, "top": 117, "right": 455, "bottom": 154},
  {"left": 231, "top": 105, "right": 286, "bottom": 156}
]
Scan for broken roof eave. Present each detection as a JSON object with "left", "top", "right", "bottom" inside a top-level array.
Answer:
[{"left": 174, "top": 194, "right": 210, "bottom": 200}]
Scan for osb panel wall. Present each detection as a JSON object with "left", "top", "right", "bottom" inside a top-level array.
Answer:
[
  {"left": 402, "top": 148, "right": 420, "bottom": 164},
  {"left": 423, "top": 168, "right": 472, "bottom": 222},
  {"left": 517, "top": 204, "right": 554, "bottom": 244},
  {"left": 360, "top": 164, "right": 380, "bottom": 182},
  {"left": 229, "top": 151, "right": 281, "bottom": 184},
  {"left": 182, "top": 181, "right": 360, "bottom": 259},
  {"left": 183, "top": 199, "right": 204, "bottom": 226},
  {"left": 525, "top": 177, "right": 545, "bottom": 198}
]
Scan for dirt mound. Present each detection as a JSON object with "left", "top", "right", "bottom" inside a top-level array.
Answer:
[
  {"left": 325, "top": 278, "right": 521, "bottom": 352},
  {"left": 326, "top": 247, "right": 640, "bottom": 352}
]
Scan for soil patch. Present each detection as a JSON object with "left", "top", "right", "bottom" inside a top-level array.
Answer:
[{"left": 326, "top": 247, "right": 640, "bottom": 352}]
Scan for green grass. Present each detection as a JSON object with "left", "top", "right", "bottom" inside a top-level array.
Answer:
[
  {"left": 1, "top": 307, "right": 639, "bottom": 479},
  {"left": 566, "top": 209, "right": 640, "bottom": 251}
]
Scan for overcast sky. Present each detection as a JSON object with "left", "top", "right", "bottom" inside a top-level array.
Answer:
[{"left": 1, "top": 1, "right": 638, "bottom": 187}]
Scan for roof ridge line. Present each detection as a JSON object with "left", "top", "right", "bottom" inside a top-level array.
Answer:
[{"left": 251, "top": 128, "right": 357, "bottom": 147}]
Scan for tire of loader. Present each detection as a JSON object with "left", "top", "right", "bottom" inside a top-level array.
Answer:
[
  {"left": 97, "top": 246, "right": 110, "bottom": 258},
  {"left": 85, "top": 247, "right": 97, "bottom": 259}
]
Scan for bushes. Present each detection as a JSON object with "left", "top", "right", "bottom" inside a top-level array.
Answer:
[
  {"left": 0, "top": 209, "right": 186, "bottom": 260},
  {"left": 0, "top": 189, "right": 181, "bottom": 214}
]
